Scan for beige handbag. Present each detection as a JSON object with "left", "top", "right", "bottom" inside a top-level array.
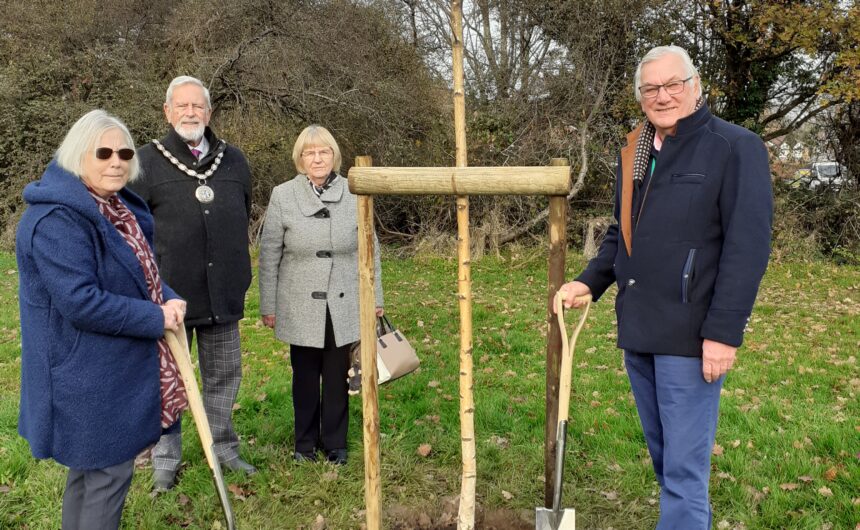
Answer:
[{"left": 348, "top": 316, "right": 419, "bottom": 394}]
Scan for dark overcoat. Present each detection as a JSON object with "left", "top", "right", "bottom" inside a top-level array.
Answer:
[
  {"left": 577, "top": 105, "right": 773, "bottom": 356},
  {"left": 130, "top": 127, "right": 252, "bottom": 326}
]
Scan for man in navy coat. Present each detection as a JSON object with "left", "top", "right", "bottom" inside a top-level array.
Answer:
[{"left": 559, "top": 45, "right": 772, "bottom": 529}]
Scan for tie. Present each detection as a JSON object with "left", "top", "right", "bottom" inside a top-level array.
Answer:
[{"left": 191, "top": 148, "right": 202, "bottom": 160}]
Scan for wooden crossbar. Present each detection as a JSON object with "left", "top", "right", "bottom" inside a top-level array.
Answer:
[{"left": 348, "top": 166, "right": 570, "bottom": 196}]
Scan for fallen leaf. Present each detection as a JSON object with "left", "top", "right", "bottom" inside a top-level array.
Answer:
[
  {"left": 712, "top": 443, "right": 724, "bottom": 456},
  {"left": 417, "top": 444, "right": 432, "bottom": 457},
  {"left": 489, "top": 435, "right": 509, "bottom": 448},
  {"left": 178, "top": 494, "right": 190, "bottom": 506},
  {"left": 601, "top": 490, "right": 618, "bottom": 500},
  {"left": 798, "top": 475, "right": 813, "bottom": 483},
  {"left": 501, "top": 490, "right": 513, "bottom": 500},
  {"left": 227, "top": 483, "right": 248, "bottom": 501},
  {"left": 818, "top": 486, "right": 833, "bottom": 497},
  {"left": 780, "top": 483, "right": 799, "bottom": 491},
  {"left": 322, "top": 470, "right": 339, "bottom": 481},
  {"left": 427, "top": 380, "right": 440, "bottom": 388},
  {"left": 311, "top": 514, "right": 327, "bottom": 530},
  {"left": 823, "top": 467, "right": 837, "bottom": 481},
  {"left": 717, "top": 521, "right": 730, "bottom": 530},
  {"left": 232, "top": 403, "right": 242, "bottom": 411},
  {"left": 0, "top": 485, "right": 10, "bottom": 494}
]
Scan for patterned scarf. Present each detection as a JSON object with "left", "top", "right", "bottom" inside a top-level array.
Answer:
[
  {"left": 632, "top": 97, "right": 704, "bottom": 184},
  {"left": 89, "top": 190, "right": 188, "bottom": 428},
  {"left": 308, "top": 172, "right": 338, "bottom": 198}
]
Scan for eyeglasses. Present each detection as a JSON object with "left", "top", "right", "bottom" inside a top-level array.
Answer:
[
  {"left": 95, "top": 148, "right": 135, "bottom": 161},
  {"left": 301, "top": 148, "right": 333, "bottom": 159},
  {"left": 639, "top": 76, "right": 693, "bottom": 99}
]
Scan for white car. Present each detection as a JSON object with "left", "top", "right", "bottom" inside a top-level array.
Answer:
[{"left": 792, "top": 162, "right": 848, "bottom": 191}]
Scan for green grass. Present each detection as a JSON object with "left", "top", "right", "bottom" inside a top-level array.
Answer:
[{"left": 0, "top": 249, "right": 858, "bottom": 529}]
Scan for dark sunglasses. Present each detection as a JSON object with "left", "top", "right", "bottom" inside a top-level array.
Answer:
[{"left": 95, "top": 147, "right": 135, "bottom": 161}]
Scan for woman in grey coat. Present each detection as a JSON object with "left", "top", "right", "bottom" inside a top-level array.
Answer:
[{"left": 259, "top": 125, "right": 383, "bottom": 464}]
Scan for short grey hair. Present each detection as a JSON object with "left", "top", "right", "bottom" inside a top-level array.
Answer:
[
  {"left": 56, "top": 109, "right": 140, "bottom": 182},
  {"left": 634, "top": 45, "right": 702, "bottom": 102},
  {"left": 165, "top": 76, "right": 211, "bottom": 110},
  {"left": 292, "top": 125, "right": 343, "bottom": 174}
]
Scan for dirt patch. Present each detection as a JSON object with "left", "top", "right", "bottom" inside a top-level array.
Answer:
[{"left": 386, "top": 496, "right": 534, "bottom": 530}]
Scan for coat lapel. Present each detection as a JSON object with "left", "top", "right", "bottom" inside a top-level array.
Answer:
[
  {"left": 294, "top": 174, "right": 344, "bottom": 216},
  {"left": 620, "top": 123, "right": 643, "bottom": 257}
]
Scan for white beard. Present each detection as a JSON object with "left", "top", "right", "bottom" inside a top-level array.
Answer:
[{"left": 175, "top": 122, "right": 205, "bottom": 144}]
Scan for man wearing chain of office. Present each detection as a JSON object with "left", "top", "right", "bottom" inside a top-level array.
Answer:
[{"left": 130, "top": 75, "right": 255, "bottom": 491}]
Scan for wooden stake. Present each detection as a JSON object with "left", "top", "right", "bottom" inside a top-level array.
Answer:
[
  {"left": 451, "top": 2, "right": 476, "bottom": 529},
  {"left": 545, "top": 158, "right": 569, "bottom": 507},
  {"left": 355, "top": 155, "right": 382, "bottom": 530}
]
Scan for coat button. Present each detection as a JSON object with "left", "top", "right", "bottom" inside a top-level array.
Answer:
[
  {"left": 339, "top": 293, "right": 344, "bottom": 298},
  {"left": 208, "top": 262, "right": 213, "bottom": 267},
  {"left": 204, "top": 210, "right": 210, "bottom": 214},
  {"left": 627, "top": 278, "right": 636, "bottom": 287},
  {"left": 316, "top": 250, "right": 332, "bottom": 258}
]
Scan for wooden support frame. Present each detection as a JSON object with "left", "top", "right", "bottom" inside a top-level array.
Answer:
[{"left": 351, "top": 159, "right": 569, "bottom": 530}]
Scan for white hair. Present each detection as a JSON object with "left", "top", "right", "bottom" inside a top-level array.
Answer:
[
  {"left": 55, "top": 109, "right": 140, "bottom": 182},
  {"left": 165, "top": 76, "right": 211, "bottom": 110},
  {"left": 634, "top": 45, "right": 702, "bottom": 102}
]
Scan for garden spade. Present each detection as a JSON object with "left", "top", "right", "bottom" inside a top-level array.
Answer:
[
  {"left": 536, "top": 292, "right": 591, "bottom": 530},
  {"left": 165, "top": 326, "right": 237, "bottom": 530}
]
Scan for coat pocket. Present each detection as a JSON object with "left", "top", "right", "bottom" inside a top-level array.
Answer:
[
  {"left": 681, "top": 248, "right": 697, "bottom": 304},
  {"left": 671, "top": 173, "right": 706, "bottom": 184}
]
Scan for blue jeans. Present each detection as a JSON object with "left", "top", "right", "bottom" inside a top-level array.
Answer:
[{"left": 624, "top": 351, "right": 724, "bottom": 530}]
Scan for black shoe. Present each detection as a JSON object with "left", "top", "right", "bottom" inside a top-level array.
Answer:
[
  {"left": 152, "top": 469, "right": 177, "bottom": 492},
  {"left": 222, "top": 457, "right": 258, "bottom": 475},
  {"left": 325, "top": 449, "right": 348, "bottom": 465},
  {"left": 294, "top": 451, "right": 317, "bottom": 463}
]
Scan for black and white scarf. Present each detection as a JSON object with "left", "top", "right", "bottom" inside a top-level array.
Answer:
[
  {"left": 308, "top": 172, "right": 338, "bottom": 198},
  {"left": 632, "top": 97, "right": 704, "bottom": 184}
]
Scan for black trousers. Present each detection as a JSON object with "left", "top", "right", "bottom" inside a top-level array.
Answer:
[
  {"left": 289, "top": 308, "right": 350, "bottom": 453},
  {"left": 61, "top": 458, "right": 134, "bottom": 530}
]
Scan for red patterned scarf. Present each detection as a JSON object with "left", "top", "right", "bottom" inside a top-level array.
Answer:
[{"left": 89, "top": 190, "right": 188, "bottom": 428}]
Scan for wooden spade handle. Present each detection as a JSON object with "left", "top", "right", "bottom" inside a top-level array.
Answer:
[
  {"left": 554, "top": 292, "right": 591, "bottom": 423},
  {"left": 164, "top": 327, "right": 219, "bottom": 470},
  {"left": 164, "top": 326, "right": 237, "bottom": 530}
]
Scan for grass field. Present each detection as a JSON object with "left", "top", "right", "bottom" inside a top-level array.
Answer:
[{"left": 0, "top": 248, "right": 857, "bottom": 529}]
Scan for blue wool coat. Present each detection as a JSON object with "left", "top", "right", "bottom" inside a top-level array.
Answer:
[
  {"left": 577, "top": 105, "right": 773, "bottom": 356},
  {"left": 16, "top": 161, "right": 180, "bottom": 470}
]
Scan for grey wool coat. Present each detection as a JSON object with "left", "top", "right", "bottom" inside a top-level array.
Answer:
[{"left": 258, "top": 174, "right": 383, "bottom": 348}]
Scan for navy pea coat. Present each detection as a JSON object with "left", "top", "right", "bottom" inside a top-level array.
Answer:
[{"left": 577, "top": 105, "right": 773, "bottom": 356}]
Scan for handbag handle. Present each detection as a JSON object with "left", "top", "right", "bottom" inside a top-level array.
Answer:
[
  {"left": 553, "top": 291, "right": 592, "bottom": 424},
  {"left": 377, "top": 315, "right": 396, "bottom": 336}
]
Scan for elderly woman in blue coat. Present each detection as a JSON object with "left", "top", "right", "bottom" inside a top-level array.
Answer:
[
  {"left": 16, "top": 110, "right": 188, "bottom": 530},
  {"left": 259, "top": 125, "right": 383, "bottom": 465}
]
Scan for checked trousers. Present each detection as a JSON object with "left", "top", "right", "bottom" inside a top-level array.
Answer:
[{"left": 152, "top": 322, "right": 244, "bottom": 471}]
